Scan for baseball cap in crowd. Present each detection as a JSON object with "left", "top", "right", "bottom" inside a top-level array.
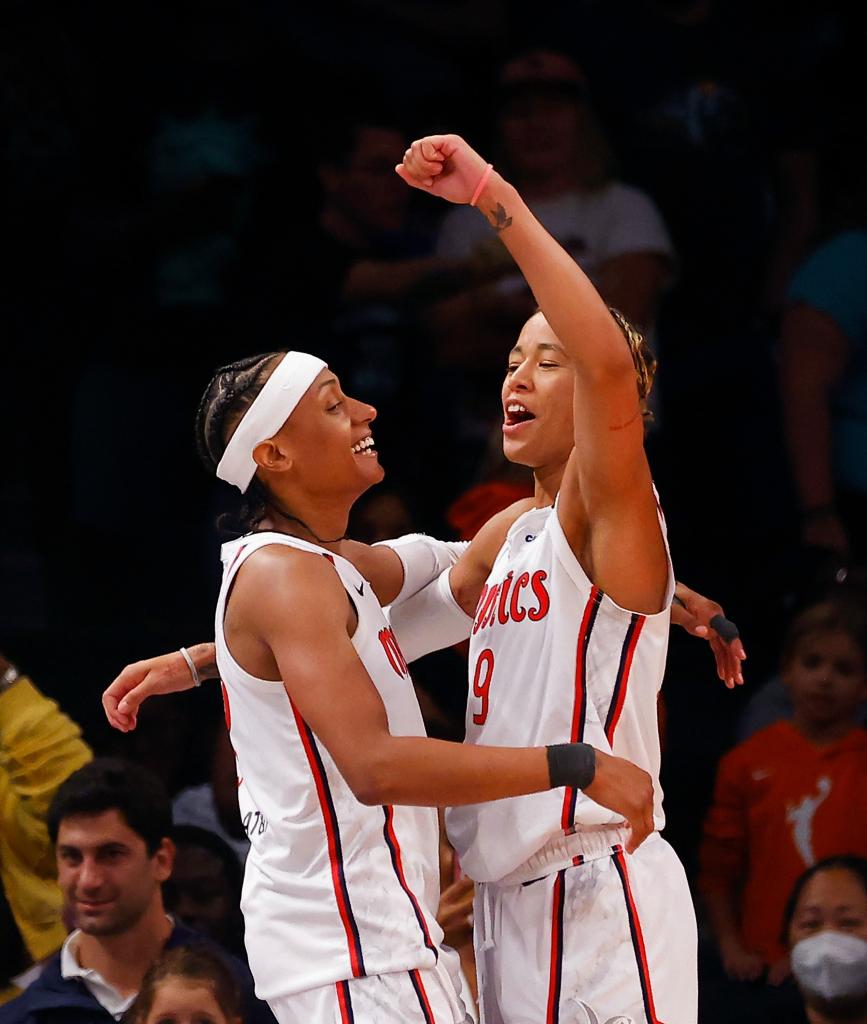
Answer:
[{"left": 497, "top": 50, "right": 588, "bottom": 101}]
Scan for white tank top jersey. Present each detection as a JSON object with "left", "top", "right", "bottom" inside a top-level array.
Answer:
[
  {"left": 446, "top": 499, "right": 675, "bottom": 884},
  {"left": 215, "top": 532, "right": 444, "bottom": 1001}
]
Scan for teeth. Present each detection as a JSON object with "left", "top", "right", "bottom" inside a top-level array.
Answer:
[
  {"left": 351, "top": 436, "right": 376, "bottom": 454},
  {"left": 507, "top": 403, "right": 528, "bottom": 414}
]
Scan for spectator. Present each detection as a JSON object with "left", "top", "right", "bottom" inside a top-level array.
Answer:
[
  {"left": 780, "top": 225, "right": 867, "bottom": 566},
  {"left": 0, "top": 654, "right": 91, "bottom": 1004},
  {"left": 781, "top": 856, "right": 867, "bottom": 1024},
  {"left": 432, "top": 49, "right": 675, "bottom": 368},
  {"left": 0, "top": 759, "right": 273, "bottom": 1024},
  {"left": 126, "top": 947, "right": 241, "bottom": 1024},
  {"left": 699, "top": 600, "right": 867, "bottom": 988},
  {"left": 737, "top": 669, "right": 867, "bottom": 745},
  {"left": 166, "top": 828, "right": 244, "bottom": 959},
  {"left": 349, "top": 489, "right": 416, "bottom": 545},
  {"left": 172, "top": 729, "right": 248, "bottom": 865},
  {"left": 248, "top": 113, "right": 502, "bottom": 344},
  {"left": 246, "top": 111, "right": 507, "bottom": 505}
]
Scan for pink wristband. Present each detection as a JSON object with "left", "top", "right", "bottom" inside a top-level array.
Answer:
[{"left": 469, "top": 163, "right": 494, "bottom": 207}]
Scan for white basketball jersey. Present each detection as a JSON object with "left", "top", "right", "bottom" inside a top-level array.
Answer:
[
  {"left": 446, "top": 501, "right": 674, "bottom": 884},
  {"left": 215, "top": 532, "right": 444, "bottom": 1001}
]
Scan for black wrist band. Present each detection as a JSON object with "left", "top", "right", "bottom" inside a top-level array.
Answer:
[{"left": 547, "top": 743, "right": 596, "bottom": 790}]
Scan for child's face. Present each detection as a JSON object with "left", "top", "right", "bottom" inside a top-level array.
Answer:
[
  {"left": 142, "top": 980, "right": 236, "bottom": 1024},
  {"left": 783, "top": 629, "right": 867, "bottom": 729}
]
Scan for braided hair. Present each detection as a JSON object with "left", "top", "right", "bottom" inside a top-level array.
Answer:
[
  {"left": 608, "top": 307, "right": 657, "bottom": 422},
  {"left": 195, "top": 351, "right": 285, "bottom": 535},
  {"left": 526, "top": 305, "right": 657, "bottom": 413}
]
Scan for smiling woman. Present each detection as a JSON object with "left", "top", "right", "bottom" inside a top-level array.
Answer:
[
  {"left": 146, "top": 345, "right": 652, "bottom": 1024},
  {"left": 196, "top": 352, "right": 384, "bottom": 543}
]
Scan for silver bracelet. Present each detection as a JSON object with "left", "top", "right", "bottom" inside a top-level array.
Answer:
[{"left": 178, "top": 647, "right": 201, "bottom": 688}]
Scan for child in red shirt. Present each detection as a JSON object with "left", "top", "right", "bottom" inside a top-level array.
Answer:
[{"left": 699, "top": 599, "right": 867, "bottom": 982}]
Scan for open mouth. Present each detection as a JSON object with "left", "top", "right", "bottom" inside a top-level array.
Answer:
[
  {"left": 351, "top": 434, "right": 378, "bottom": 457},
  {"left": 503, "top": 401, "right": 536, "bottom": 428}
]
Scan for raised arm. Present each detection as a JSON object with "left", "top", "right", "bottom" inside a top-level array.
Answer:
[{"left": 397, "top": 135, "right": 667, "bottom": 613}]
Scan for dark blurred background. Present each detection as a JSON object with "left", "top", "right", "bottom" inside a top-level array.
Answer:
[{"left": 2, "top": 3, "right": 866, "bottom": 1012}]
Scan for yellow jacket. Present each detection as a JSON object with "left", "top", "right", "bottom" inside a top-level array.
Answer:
[{"left": 0, "top": 677, "right": 91, "bottom": 965}]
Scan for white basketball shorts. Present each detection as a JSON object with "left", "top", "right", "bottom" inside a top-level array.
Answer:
[
  {"left": 473, "top": 834, "right": 697, "bottom": 1024},
  {"left": 267, "top": 951, "right": 473, "bottom": 1024}
]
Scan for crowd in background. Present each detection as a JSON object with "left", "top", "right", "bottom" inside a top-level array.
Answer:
[{"left": 2, "top": 1, "right": 866, "bottom": 1022}]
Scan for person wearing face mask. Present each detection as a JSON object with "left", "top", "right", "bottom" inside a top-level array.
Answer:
[
  {"left": 699, "top": 599, "right": 867, "bottom": 1002},
  {"left": 783, "top": 856, "right": 867, "bottom": 1023}
]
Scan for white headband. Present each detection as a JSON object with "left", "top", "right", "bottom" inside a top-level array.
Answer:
[{"left": 216, "top": 351, "right": 327, "bottom": 493}]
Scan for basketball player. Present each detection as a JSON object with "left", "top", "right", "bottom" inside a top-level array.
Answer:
[
  {"left": 103, "top": 136, "right": 742, "bottom": 1023},
  {"left": 149, "top": 349, "right": 654, "bottom": 1024},
  {"left": 392, "top": 134, "right": 699, "bottom": 1023}
]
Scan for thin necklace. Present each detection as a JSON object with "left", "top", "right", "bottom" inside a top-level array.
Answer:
[{"left": 264, "top": 498, "right": 347, "bottom": 545}]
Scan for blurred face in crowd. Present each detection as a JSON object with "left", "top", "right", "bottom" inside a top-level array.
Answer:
[
  {"left": 140, "top": 979, "right": 239, "bottom": 1024},
  {"left": 324, "top": 125, "right": 409, "bottom": 236},
  {"left": 783, "top": 629, "right": 867, "bottom": 732},
  {"left": 501, "top": 312, "right": 576, "bottom": 471},
  {"left": 498, "top": 89, "right": 585, "bottom": 181},
  {"left": 354, "top": 491, "right": 414, "bottom": 544},
  {"left": 789, "top": 867, "right": 867, "bottom": 948},
  {"left": 170, "top": 844, "right": 237, "bottom": 946},
  {"left": 56, "top": 809, "right": 173, "bottom": 936}
]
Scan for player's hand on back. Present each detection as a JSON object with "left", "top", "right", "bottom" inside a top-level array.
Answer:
[
  {"left": 395, "top": 134, "right": 489, "bottom": 205},
  {"left": 584, "top": 750, "right": 654, "bottom": 854},
  {"left": 102, "top": 645, "right": 215, "bottom": 732},
  {"left": 436, "top": 875, "right": 475, "bottom": 949}
]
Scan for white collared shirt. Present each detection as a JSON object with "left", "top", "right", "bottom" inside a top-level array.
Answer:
[
  {"left": 60, "top": 932, "right": 135, "bottom": 1020},
  {"left": 59, "top": 918, "right": 173, "bottom": 1020}
]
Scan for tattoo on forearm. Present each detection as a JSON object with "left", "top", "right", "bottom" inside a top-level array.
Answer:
[
  {"left": 609, "top": 409, "right": 641, "bottom": 432},
  {"left": 486, "top": 203, "right": 513, "bottom": 233},
  {"left": 193, "top": 645, "right": 219, "bottom": 680}
]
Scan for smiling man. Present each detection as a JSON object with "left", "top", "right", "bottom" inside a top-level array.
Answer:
[{"left": 0, "top": 759, "right": 273, "bottom": 1024}]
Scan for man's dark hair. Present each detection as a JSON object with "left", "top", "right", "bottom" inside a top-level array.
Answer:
[{"left": 47, "top": 758, "right": 172, "bottom": 855}]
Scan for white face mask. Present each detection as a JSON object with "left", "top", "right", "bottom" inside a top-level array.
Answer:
[{"left": 791, "top": 931, "right": 867, "bottom": 1001}]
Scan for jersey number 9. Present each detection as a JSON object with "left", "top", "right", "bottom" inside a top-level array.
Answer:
[{"left": 472, "top": 648, "right": 495, "bottom": 725}]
